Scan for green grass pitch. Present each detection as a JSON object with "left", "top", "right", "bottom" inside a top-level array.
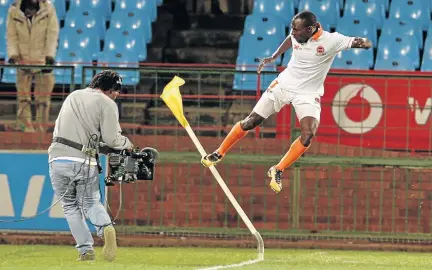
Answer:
[{"left": 1, "top": 245, "right": 432, "bottom": 269}]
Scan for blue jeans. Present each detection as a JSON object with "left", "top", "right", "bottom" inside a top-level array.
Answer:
[{"left": 49, "top": 160, "right": 112, "bottom": 254}]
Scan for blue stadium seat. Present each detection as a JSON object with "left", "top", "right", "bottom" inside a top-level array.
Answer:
[
  {"left": 0, "top": 8, "right": 6, "bottom": 58},
  {"left": 243, "top": 14, "right": 286, "bottom": 43},
  {"left": 110, "top": 9, "right": 152, "bottom": 43},
  {"left": 336, "top": 17, "right": 377, "bottom": 48},
  {"left": 344, "top": 0, "right": 386, "bottom": 29},
  {"left": 54, "top": 48, "right": 93, "bottom": 85},
  {"left": 332, "top": 49, "right": 374, "bottom": 70},
  {"left": 381, "top": 19, "right": 423, "bottom": 50},
  {"left": 50, "top": 0, "right": 66, "bottom": 20},
  {"left": 0, "top": 0, "right": 12, "bottom": 10},
  {"left": 69, "top": 0, "right": 111, "bottom": 21},
  {"left": 238, "top": 35, "right": 282, "bottom": 65},
  {"left": 58, "top": 27, "right": 100, "bottom": 61},
  {"left": 114, "top": 0, "right": 157, "bottom": 22},
  {"left": 97, "top": 50, "right": 140, "bottom": 86},
  {"left": 374, "top": 57, "right": 416, "bottom": 71},
  {"left": 389, "top": 0, "right": 431, "bottom": 31},
  {"left": 1, "top": 55, "right": 17, "bottom": 83},
  {"left": 64, "top": 9, "right": 106, "bottom": 39},
  {"left": 298, "top": 0, "right": 340, "bottom": 28},
  {"left": 377, "top": 35, "right": 420, "bottom": 69},
  {"left": 156, "top": 0, "right": 163, "bottom": 6},
  {"left": 420, "top": 37, "right": 432, "bottom": 71},
  {"left": 374, "top": 0, "right": 390, "bottom": 11},
  {"left": 252, "top": 0, "right": 295, "bottom": 27},
  {"left": 233, "top": 55, "right": 277, "bottom": 91},
  {"left": 103, "top": 27, "right": 147, "bottom": 61}
]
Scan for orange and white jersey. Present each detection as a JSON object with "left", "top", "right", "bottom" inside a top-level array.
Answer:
[{"left": 277, "top": 28, "right": 354, "bottom": 96}]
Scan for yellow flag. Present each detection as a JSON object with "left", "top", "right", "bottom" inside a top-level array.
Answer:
[{"left": 160, "top": 76, "right": 189, "bottom": 128}]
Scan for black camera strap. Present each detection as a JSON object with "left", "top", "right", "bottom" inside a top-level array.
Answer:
[{"left": 52, "top": 136, "right": 103, "bottom": 173}]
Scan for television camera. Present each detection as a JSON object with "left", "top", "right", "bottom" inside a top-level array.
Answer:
[{"left": 104, "top": 147, "right": 159, "bottom": 186}]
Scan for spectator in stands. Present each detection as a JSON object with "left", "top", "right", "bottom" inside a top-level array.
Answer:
[{"left": 6, "top": 0, "right": 59, "bottom": 132}]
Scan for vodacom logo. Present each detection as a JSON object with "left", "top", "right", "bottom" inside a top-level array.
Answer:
[{"left": 332, "top": 84, "right": 383, "bottom": 134}]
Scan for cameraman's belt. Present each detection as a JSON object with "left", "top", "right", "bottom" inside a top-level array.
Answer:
[{"left": 52, "top": 137, "right": 97, "bottom": 157}]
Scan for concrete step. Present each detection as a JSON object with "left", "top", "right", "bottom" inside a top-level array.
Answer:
[
  {"left": 163, "top": 47, "right": 238, "bottom": 64},
  {"left": 169, "top": 30, "right": 241, "bottom": 48}
]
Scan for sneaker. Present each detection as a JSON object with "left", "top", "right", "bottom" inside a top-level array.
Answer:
[
  {"left": 77, "top": 250, "right": 95, "bottom": 261},
  {"left": 201, "top": 151, "right": 224, "bottom": 167},
  {"left": 268, "top": 166, "right": 283, "bottom": 193},
  {"left": 102, "top": 225, "right": 117, "bottom": 262}
]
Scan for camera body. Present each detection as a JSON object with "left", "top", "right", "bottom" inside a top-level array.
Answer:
[{"left": 105, "top": 147, "right": 158, "bottom": 186}]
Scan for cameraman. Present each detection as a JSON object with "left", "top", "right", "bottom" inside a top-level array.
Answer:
[{"left": 48, "top": 70, "right": 132, "bottom": 262}]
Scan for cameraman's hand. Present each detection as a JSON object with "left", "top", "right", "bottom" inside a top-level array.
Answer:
[{"left": 123, "top": 143, "right": 134, "bottom": 153}]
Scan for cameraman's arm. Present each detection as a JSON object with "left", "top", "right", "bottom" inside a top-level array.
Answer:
[
  {"left": 100, "top": 102, "right": 133, "bottom": 150},
  {"left": 98, "top": 143, "right": 115, "bottom": 154}
]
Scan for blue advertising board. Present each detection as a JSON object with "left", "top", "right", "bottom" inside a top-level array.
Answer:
[{"left": 0, "top": 152, "right": 107, "bottom": 232}]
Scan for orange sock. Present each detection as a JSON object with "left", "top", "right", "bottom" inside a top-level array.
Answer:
[
  {"left": 216, "top": 122, "right": 248, "bottom": 156},
  {"left": 275, "top": 137, "right": 310, "bottom": 171}
]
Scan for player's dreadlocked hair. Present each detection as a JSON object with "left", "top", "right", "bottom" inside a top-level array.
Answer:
[
  {"left": 294, "top": 10, "right": 317, "bottom": 27},
  {"left": 88, "top": 70, "right": 123, "bottom": 92}
]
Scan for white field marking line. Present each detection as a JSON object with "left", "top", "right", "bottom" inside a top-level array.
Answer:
[{"left": 196, "top": 257, "right": 264, "bottom": 270}]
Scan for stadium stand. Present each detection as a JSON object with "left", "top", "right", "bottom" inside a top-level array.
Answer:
[
  {"left": 58, "top": 27, "right": 101, "bottom": 61},
  {"left": 97, "top": 50, "right": 140, "bottom": 86},
  {"left": 252, "top": 0, "right": 295, "bottom": 27},
  {"left": 298, "top": 0, "right": 341, "bottom": 28},
  {"left": 53, "top": 47, "right": 93, "bottom": 85},
  {"left": 0, "top": 0, "right": 430, "bottom": 92},
  {"left": 333, "top": 48, "right": 374, "bottom": 70},
  {"left": 233, "top": 0, "right": 431, "bottom": 90},
  {"left": 50, "top": 0, "right": 66, "bottom": 20}
]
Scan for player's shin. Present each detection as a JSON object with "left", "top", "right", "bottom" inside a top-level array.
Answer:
[
  {"left": 216, "top": 121, "right": 248, "bottom": 156},
  {"left": 274, "top": 137, "right": 310, "bottom": 171}
]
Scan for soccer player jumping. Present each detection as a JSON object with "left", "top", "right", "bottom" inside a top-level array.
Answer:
[{"left": 201, "top": 11, "right": 372, "bottom": 193}]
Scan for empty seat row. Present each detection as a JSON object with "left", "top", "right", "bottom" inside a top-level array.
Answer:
[
  {"left": 0, "top": 0, "right": 163, "bottom": 21},
  {"left": 234, "top": 37, "right": 432, "bottom": 91},
  {"left": 253, "top": 0, "right": 432, "bottom": 30},
  {"left": 0, "top": 0, "right": 155, "bottom": 62},
  {"left": 1, "top": 48, "right": 140, "bottom": 86},
  {"left": 60, "top": 27, "right": 147, "bottom": 62},
  {"left": 61, "top": 1, "right": 156, "bottom": 39}
]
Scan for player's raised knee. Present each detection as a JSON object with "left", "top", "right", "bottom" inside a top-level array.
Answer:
[{"left": 240, "top": 113, "right": 265, "bottom": 131}]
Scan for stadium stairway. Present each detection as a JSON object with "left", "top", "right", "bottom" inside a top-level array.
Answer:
[{"left": 140, "top": 1, "right": 263, "bottom": 137}]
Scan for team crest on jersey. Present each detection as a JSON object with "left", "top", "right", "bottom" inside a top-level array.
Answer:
[{"left": 316, "top": 45, "right": 326, "bottom": 56}]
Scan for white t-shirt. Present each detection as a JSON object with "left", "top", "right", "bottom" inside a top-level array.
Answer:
[{"left": 277, "top": 31, "right": 354, "bottom": 96}]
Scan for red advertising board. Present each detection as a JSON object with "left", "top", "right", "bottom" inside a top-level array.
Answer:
[{"left": 276, "top": 72, "right": 432, "bottom": 151}]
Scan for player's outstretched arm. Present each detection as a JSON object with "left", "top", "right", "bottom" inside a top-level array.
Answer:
[
  {"left": 258, "top": 35, "right": 293, "bottom": 73},
  {"left": 351, "top": 37, "right": 372, "bottom": 50}
]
